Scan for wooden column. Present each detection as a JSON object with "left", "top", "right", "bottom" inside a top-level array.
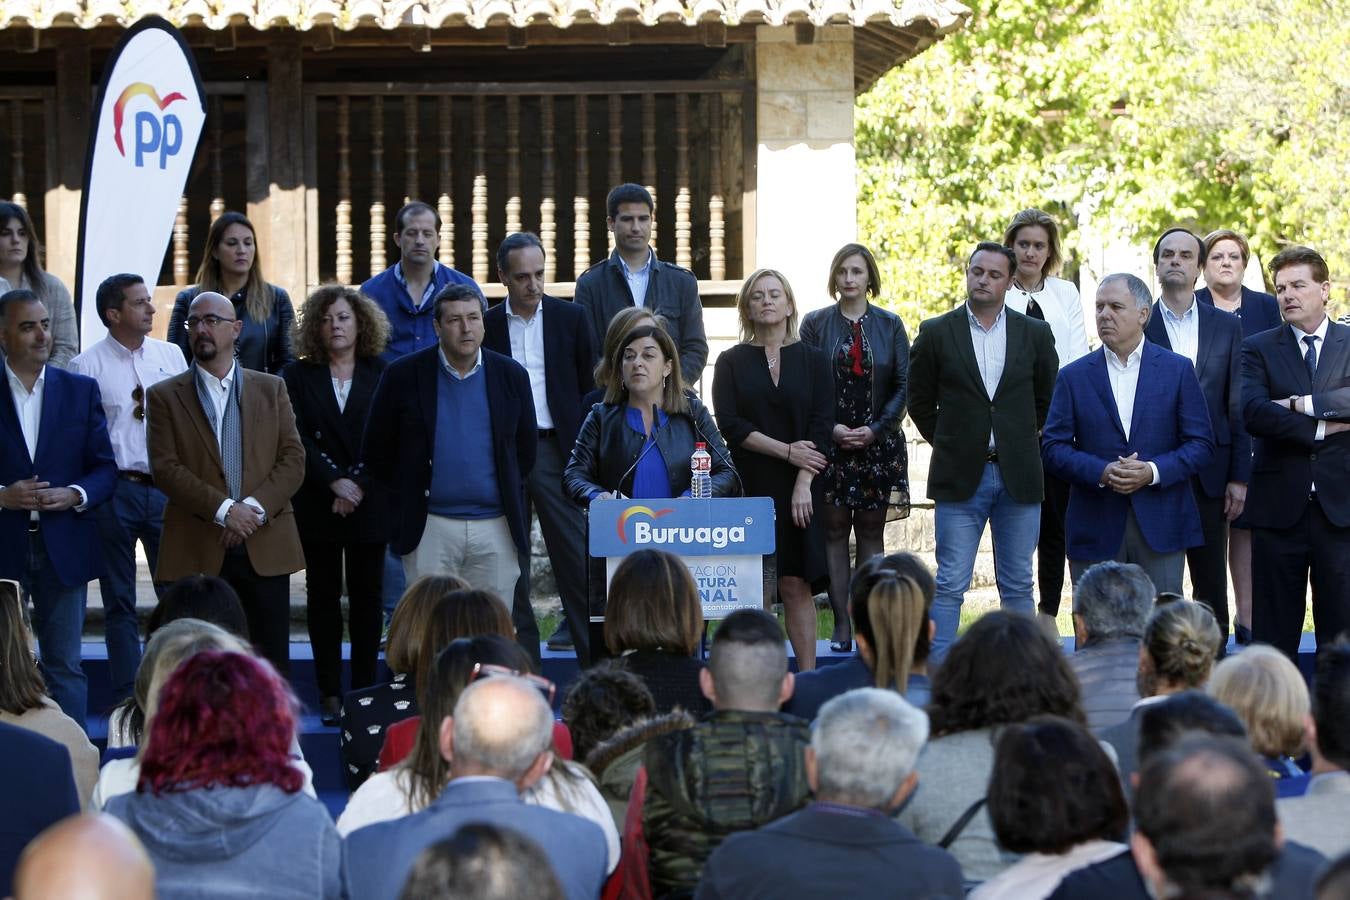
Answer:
[
  {"left": 48, "top": 47, "right": 90, "bottom": 295},
  {"left": 607, "top": 94, "right": 621, "bottom": 252},
  {"left": 573, "top": 97, "right": 590, "bottom": 278},
  {"left": 437, "top": 96, "right": 454, "bottom": 268},
  {"left": 674, "top": 93, "right": 691, "bottom": 269},
  {"left": 173, "top": 196, "right": 190, "bottom": 286},
  {"left": 539, "top": 96, "right": 557, "bottom": 282},
  {"left": 505, "top": 95, "right": 521, "bottom": 235},
  {"left": 370, "top": 96, "right": 386, "bottom": 276},
  {"left": 471, "top": 95, "right": 488, "bottom": 282},
  {"left": 267, "top": 38, "right": 306, "bottom": 301},
  {"left": 404, "top": 96, "right": 419, "bottom": 203},
  {"left": 642, "top": 93, "right": 656, "bottom": 255},
  {"left": 708, "top": 94, "right": 725, "bottom": 280},
  {"left": 209, "top": 96, "right": 225, "bottom": 222},
  {"left": 9, "top": 101, "right": 26, "bottom": 209},
  {"left": 335, "top": 96, "right": 352, "bottom": 285}
]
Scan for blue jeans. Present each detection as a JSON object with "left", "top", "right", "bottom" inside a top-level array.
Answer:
[
  {"left": 95, "top": 478, "right": 167, "bottom": 700},
  {"left": 931, "top": 462, "right": 1040, "bottom": 663},
  {"left": 22, "top": 531, "right": 89, "bottom": 729},
  {"left": 382, "top": 546, "right": 406, "bottom": 622}
]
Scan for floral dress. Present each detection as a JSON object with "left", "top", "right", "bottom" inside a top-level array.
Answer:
[{"left": 824, "top": 314, "right": 909, "bottom": 513}]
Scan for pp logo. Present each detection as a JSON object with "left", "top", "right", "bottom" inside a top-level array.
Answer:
[{"left": 113, "top": 83, "right": 187, "bottom": 169}]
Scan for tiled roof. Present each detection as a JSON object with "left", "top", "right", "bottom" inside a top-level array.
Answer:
[{"left": 0, "top": 0, "right": 967, "bottom": 32}]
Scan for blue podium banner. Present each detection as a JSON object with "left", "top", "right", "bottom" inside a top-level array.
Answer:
[{"left": 588, "top": 497, "right": 776, "bottom": 558}]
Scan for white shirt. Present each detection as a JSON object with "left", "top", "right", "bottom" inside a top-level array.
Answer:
[
  {"left": 332, "top": 377, "right": 352, "bottom": 413},
  {"left": 969, "top": 839, "right": 1126, "bottom": 900},
  {"left": 967, "top": 303, "right": 1007, "bottom": 450},
  {"left": 622, "top": 249, "right": 654, "bottom": 308},
  {"left": 506, "top": 299, "right": 553, "bottom": 429},
  {"left": 69, "top": 334, "right": 187, "bottom": 473},
  {"left": 4, "top": 362, "right": 87, "bottom": 517},
  {"left": 196, "top": 362, "right": 264, "bottom": 525},
  {"left": 1005, "top": 276, "right": 1092, "bottom": 366},
  {"left": 1103, "top": 337, "right": 1160, "bottom": 485},
  {"left": 1291, "top": 317, "right": 1331, "bottom": 445},
  {"left": 1159, "top": 295, "right": 1200, "bottom": 365},
  {"left": 437, "top": 346, "right": 483, "bottom": 381}
]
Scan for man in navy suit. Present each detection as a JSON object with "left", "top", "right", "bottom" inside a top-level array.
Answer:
[
  {"left": 342, "top": 676, "right": 607, "bottom": 900},
  {"left": 0, "top": 290, "right": 116, "bottom": 727},
  {"left": 1241, "top": 245, "right": 1350, "bottom": 660},
  {"left": 0, "top": 721, "right": 81, "bottom": 897},
  {"left": 483, "top": 233, "right": 596, "bottom": 665},
  {"left": 696, "top": 688, "right": 962, "bottom": 900},
  {"left": 1043, "top": 273, "right": 1214, "bottom": 594},
  {"left": 1144, "top": 228, "right": 1249, "bottom": 642},
  {"left": 363, "top": 283, "right": 536, "bottom": 611}
]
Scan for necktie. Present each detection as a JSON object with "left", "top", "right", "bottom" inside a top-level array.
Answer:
[{"left": 1304, "top": 334, "right": 1318, "bottom": 385}]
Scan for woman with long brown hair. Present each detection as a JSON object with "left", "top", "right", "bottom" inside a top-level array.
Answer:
[
  {"left": 167, "top": 211, "right": 295, "bottom": 373},
  {"left": 0, "top": 201, "right": 77, "bottom": 367}
]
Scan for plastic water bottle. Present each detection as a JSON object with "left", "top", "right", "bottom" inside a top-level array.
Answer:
[{"left": 691, "top": 442, "right": 712, "bottom": 498}]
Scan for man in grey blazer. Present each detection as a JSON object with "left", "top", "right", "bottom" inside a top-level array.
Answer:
[
  {"left": 341, "top": 677, "right": 607, "bottom": 900},
  {"left": 1278, "top": 642, "right": 1350, "bottom": 859}
]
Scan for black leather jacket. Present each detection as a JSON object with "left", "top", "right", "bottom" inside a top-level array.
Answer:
[
  {"left": 563, "top": 395, "right": 740, "bottom": 504},
  {"left": 169, "top": 284, "right": 296, "bottom": 375},
  {"left": 799, "top": 302, "right": 909, "bottom": 434}
]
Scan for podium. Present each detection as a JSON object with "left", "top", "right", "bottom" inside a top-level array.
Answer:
[{"left": 586, "top": 497, "right": 777, "bottom": 640}]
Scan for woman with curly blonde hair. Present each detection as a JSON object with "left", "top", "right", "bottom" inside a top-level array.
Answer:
[{"left": 282, "top": 285, "right": 391, "bottom": 722}]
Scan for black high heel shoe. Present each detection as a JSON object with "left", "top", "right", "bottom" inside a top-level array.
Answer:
[{"left": 829, "top": 639, "right": 853, "bottom": 654}]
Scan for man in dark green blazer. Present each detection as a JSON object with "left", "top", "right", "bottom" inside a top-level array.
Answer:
[{"left": 908, "top": 242, "right": 1059, "bottom": 661}]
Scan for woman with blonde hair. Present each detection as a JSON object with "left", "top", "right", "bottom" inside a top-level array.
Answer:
[
  {"left": 712, "top": 268, "right": 833, "bottom": 669},
  {"left": 168, "top": 211, "right": 295, "bottom": 373},
  {"left": 800, "top": 243, "right": 911, "bottom": 653},
  {"left": 1208, "top": 644, "right": 1312, "bottom": 797}
]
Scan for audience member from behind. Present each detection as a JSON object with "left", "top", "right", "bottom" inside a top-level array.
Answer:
[
  {"left": 641, "top": 608, "right": 810, "bottom": 897},
  {"left": 785, "top": 550, "right": 935, "bottom": 719},
  {"left": 106, "top": 651, "right": 340, "bottom": 899},
  {"left": 603, "top": 549, "right": 711, "bottom": 714},
  {"left": 1050, "top": 691, "right": 1326, "bottom": 900},
  {"left": 898, "top": 611, "right": 1087, "bottom": 885},
  {"left": 1279, "top": 642, "right": 1350, "bottom": 859},
  {"left": 697, "top": 688, "right": 962, "bottom": 900},
  {"left": 0, "top": 579, "right": 97, "bottom": 805},
  {"left": 562, "top": 661, "right": 657, "bottom": 764},
  {"left": 971, "top": 717, "right": 1128, "bottom": 900},
  {"left": 1100, "top": 596, "right": 1222, "bottom": 787},
  {"left": 1209, "top": 644, "right": 1312, "bottom": 797},
  {"left": 0, "top": 721, "right": 79, "bottom": 897},
  {"left": 398, "top": 823, "right": 565, "bottom": 900},
  {"left": 339, "top": 573, "right": 468, "bottom": 789},
  {"left": 12, "top": 814, "right": 154, "bottom": 900},
  {"left": 146, "top": 573, "right": 249, "bottom": 638},
  {"left": 341, "top": 676, "right": 608, "bottom": 900},
  {"left": 1068, "top": 562, "right": 1154, "bottom": 732},
  {"left": 1133, "top": 737, "right": 1280, "bottom": 899}
]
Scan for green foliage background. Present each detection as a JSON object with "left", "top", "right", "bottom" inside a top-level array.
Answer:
[{"left": 857, "top": 0, "right": 1350, "bottom": 323}]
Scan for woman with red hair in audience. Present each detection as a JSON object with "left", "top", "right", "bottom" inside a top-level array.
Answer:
[{"left": 106, "top": 651, "right": 339, "bottom": 899}]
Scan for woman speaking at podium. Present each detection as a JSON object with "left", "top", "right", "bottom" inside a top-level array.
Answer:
[{"left": 564, "top": 323, "right": 738, "bottom": 502}]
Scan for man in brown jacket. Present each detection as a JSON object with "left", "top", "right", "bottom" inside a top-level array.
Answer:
[{"left": 147, "top": 291, "right": 304, "bottom": 673}]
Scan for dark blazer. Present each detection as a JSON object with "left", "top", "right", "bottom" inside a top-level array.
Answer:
[
  {"left": 574, "top": 250, "right": 709, "bottom": 384},
  {"left": 1144, "top": 299, "right": 1251, "bottom": 496},
  {"left": 1241, "top": 320, "right": 1350, "bottom": 528},
  {"left": 1196, "top": 285, "right": 1282, "bottom": 338},
  {"left": 1042, "top": 342, "right": 1215, "bottom": 560},
  {"left": 908, "top": 304, "right": 1059, "bottom": 504},
  {"left": 341, "top": 778, "right": 607, "bottom": 900},
  {"left": 281, "top": 357, "right": 389, "bottom": 544},
  {"left": 169, "top": 285, "right": 296, "bottom": 375},
  {"left": 562, "top": 396, "right": 738, "bottom": 503},
  {"left": 1047, "top": 843, "right": 1326, "bottom": 900},
  {"left": 0, "top": 722, "right": 81, "bottom": 897},
  {"left": 695, "top": 804, "right": 964, "bottom": 900},
  {"left": 482, "top": 294, "right": 596, "bottom": 453},
  {"left": 361, "top": 346, "right": 537, "bottom": 555},
  {"left": 799, "top": 303, "right": 910, "bottom": 435},
  {"left": 0, "top": 366, "right": 116, "bottom": 587}
]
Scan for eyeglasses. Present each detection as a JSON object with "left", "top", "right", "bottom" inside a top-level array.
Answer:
[
  {"left": 185, "top": 314, "right": 237, "bottom": 330},
  {"left": 468, "top": 663, "right": 556, "bottom": 704},
  {"left": 132, "top": 384, "right": 145, "bottom": 421}
]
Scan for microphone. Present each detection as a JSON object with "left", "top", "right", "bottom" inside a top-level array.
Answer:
[
  {"left": 692, "top": 410, "right": 745, "bottom": 498},
  {"left": 614, "top": 404, "right": 669, "bottom": 499}
]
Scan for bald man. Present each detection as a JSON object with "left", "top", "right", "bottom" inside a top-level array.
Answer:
[
  {"left": 14, "top": 814, "right": 154, "bottom": 900},
  {"left": 342, "top": 677, "right": 607, "bottom": 900},
  {"left": 147, "top": 291, "right": 305, "bottom": 673}
]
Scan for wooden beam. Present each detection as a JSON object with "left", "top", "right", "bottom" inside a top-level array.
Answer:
[
  {"left": 243, "top": 82, "right": 270, "bottom": 281},
  {"left": 267, "top": 37, "right": 306, "bottom": 303},
  {"left": 304, "top": 79, "right": 753, "bottom": 97},
  {"left": 47, "top": 46, "right": 88, "bottom": 296}
]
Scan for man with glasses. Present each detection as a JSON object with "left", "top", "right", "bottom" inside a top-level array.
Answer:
[
  {"left": 69, "top": 274, "right": 187, "bottom": 701},
  {"left": 0, "top": 289, "right": 117, "bottom": 729},
  {"left": 146, "top": 291, "right": 305, "bottom": 674}
]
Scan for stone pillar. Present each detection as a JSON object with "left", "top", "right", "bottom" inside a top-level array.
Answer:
[{"left": 754, "top": 25, "right": 857, "bottom": 314}]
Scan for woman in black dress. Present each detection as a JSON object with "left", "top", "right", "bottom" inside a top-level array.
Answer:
[
  {"left": 712, "top": 269, "right": 832, "bottom": 670},
  {"left": 800, "top": 244, "right": 910, "bottom": 653},
  {"left": 283, "top": 285, "right": 390, "bottom": 723}
]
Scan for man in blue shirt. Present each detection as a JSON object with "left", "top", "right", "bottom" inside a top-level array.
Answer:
[{"left": 361, "top": 201, "right": 482, "bottom": 363}]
